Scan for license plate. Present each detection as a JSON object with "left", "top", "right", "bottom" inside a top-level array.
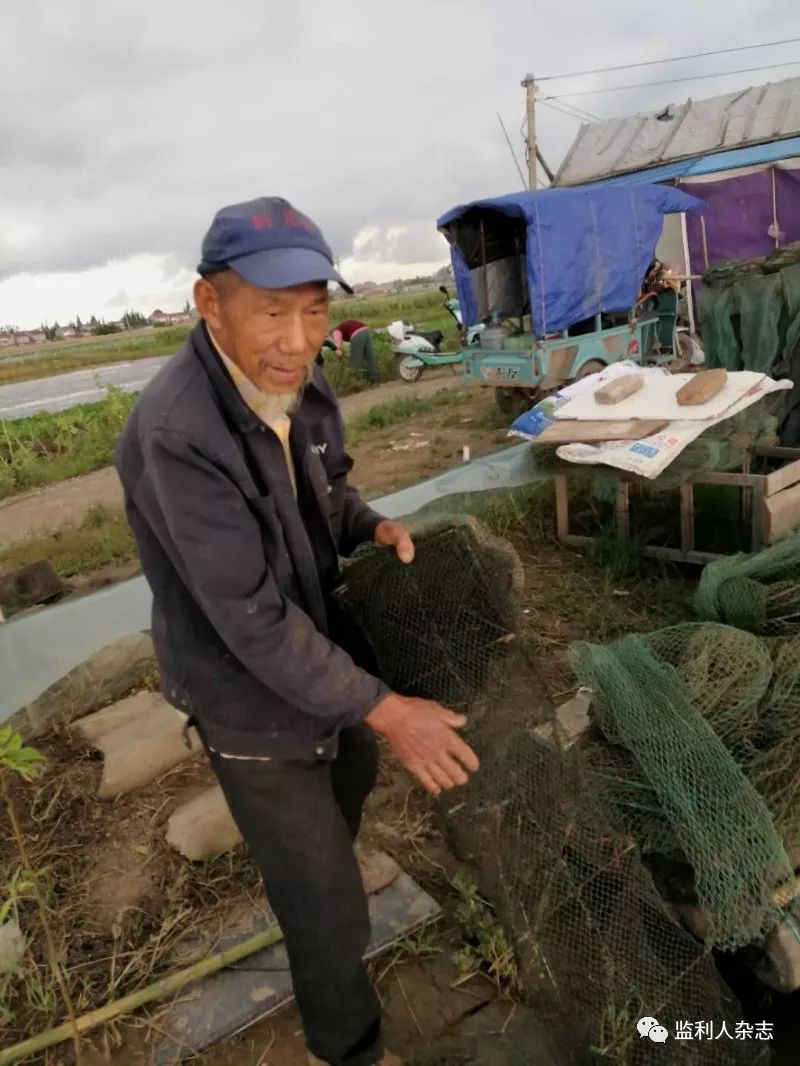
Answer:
[{"left": 481, "top": 366, "right": 519, "bottom": 382}]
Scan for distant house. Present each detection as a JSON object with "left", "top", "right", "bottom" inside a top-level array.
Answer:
[
  {"left": 26, "top": 330, "right": 46, "bottom": 344},
  {"left": 149, "top": 308, "right": 195, "bottom": 325},
  {"left": 0, "top": 333, "right": 15, "bottom": 347},
  {"left": 55, "top": 326, "right": 76, "bottom": 339}
]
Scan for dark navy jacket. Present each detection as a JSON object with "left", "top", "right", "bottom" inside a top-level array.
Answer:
[{"left": 114, "top": 322, "right": 389, "bottom": 758}]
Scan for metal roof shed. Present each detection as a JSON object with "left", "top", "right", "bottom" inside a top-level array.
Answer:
[{"left": 553, "top": 78, "right": 800, "bottom": 330}]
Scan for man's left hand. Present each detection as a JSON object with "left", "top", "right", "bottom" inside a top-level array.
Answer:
[{"left": 375, "top": 520, "right": 415, "bottom": 564}]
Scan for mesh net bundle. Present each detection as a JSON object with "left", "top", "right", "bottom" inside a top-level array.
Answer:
[
  {"left": 696, "top": 530, "right": 800, "bottom": 635},
  {"left": 571, "top": 626, "right": 794, "bottom": 952},
  {"left": 334, "top": 517, "right": 772, "bottom": 1065}
]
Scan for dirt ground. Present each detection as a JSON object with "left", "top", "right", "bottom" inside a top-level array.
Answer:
[
  {"left": 0, "top": 371, "right": 481, "bottom": 550},
  {"left": 2, "top": 694, "right": 546, "bottom": 1066}
]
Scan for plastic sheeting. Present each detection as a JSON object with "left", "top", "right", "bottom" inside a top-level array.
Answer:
[
  {"left": 0, "top": 444, "right": 546, "bottom": 722},
  {"left": 437, "top": 184, "right": 702, "bottom": 337},
  {"left": 682, "top": 170, "right": 800, "bottom": 272}
]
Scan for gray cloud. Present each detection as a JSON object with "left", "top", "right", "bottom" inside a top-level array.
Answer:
[{"left": 2, "top": 0, "right": 799, "bottom": 287}]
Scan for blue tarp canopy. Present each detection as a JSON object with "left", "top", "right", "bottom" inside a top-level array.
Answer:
[
  {"left": 589, "top": 135, "right": 800, "bottom": 188},
  {"left": 437, "top": 183, "right": 703, "bottom": 337}
]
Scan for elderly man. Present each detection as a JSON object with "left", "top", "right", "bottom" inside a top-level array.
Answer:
[{"left": 114, "top": 197, "right": 478, "bottom": 1066}]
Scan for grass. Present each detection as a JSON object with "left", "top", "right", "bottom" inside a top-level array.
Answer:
[
  {"left": 349, "top": 390, "right": 464, "bottom": 443},
  {"left": 0, "top": 388, "right": 136, "bottom": 500},
  {"left": 450, "top": 871, "right": 520, "bottom": 995},
  {"left": 330, "top": 288, "right": 450, "bottom": 329},
  {"left": 0, "top": 506, "right": 137, "bottom": 585}
]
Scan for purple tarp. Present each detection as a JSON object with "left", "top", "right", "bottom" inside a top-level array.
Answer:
[{"left": 679, "top": 169, "right": 800, "bottom": 272}]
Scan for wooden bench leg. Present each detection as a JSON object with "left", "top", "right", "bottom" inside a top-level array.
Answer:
[{"left": 555, "top": 475, "right": 569, "bottom": 541}]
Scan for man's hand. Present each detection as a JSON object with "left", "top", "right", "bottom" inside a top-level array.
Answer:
[
  {"left": 366, "top": 693, "right": 479, "bottom": 795},
  {"left": 375, "top": 520, "right": 415, "bottom": 564}
]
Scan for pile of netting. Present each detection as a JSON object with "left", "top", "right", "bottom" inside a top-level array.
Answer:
[
  {"left": 696, "top": 529, "right": 800, "bottom": 636},
  {"left": 334, "top": 516, "right": 770, "bottom": 1065},
  {"left": 571, "top": 624, "right": 799, "bottom": 932},
  {"left": 697, "top": 260, "right": 800, "bottom": 381}
]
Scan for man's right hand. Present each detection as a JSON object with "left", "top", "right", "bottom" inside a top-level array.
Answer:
[{"left": 366, "top": 693, "right": 479, "bottom": 796}]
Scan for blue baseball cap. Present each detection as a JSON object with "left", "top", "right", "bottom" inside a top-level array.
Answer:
[{"left": 198, "top": 196, "right": 353, "bottom": 294}]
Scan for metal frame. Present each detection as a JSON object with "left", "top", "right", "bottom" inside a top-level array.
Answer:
[{"left": 554, "top": 446, "right": 800, "bottom": 566}]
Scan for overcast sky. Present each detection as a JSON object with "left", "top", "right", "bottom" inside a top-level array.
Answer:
[{"left": 2, "top": 0, "right": 800, "bottom": 328}]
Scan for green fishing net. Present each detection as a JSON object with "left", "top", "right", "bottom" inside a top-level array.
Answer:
[{"left": 696, "top": 530, "right": 800, "bottom": 635}]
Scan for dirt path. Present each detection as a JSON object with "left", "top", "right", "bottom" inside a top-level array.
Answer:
[{"left": 0, "top": 370, "right": 465, "bottom": 548}]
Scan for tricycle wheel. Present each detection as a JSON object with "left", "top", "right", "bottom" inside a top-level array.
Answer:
[
  {"left": 671, "top": 332, "right": 696, "bottom": 372},
  {"left": 396, "top": 355, "right": 424, "bottom": 383},
  {"left": 495, "top": 387, "right": 532, "bottom": 419}
]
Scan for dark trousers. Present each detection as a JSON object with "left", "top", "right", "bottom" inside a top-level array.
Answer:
[
  {"left": 349, "top": 330, "right": 379, "bottom": 384},
  {"left": 208, "top": 724, "right": 383, "bottom": 1066}
]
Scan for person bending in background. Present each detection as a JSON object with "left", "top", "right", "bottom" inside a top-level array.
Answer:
[{"left": 332, "top": 318, "right": 379, "bottom": 384}]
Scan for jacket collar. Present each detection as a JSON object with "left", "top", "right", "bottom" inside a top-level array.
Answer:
[{"left": 189, "top": 321, "right": 337, "bottom": 434}]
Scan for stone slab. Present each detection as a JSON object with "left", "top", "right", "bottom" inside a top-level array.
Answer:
[{"left": 154, "top": 871, "right": 440, "bottom": 1064}]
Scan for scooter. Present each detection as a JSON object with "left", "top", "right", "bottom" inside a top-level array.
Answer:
[
  {"left": 439, "top": 285, "right": 485, "bottom": 347},
  {"left": 390, "top": 286, "right": 485, "bottom": 383}
]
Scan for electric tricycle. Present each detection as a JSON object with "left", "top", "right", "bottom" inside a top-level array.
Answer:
[{"left": 436, "top": 184, "right": 703, "bottom": 416}]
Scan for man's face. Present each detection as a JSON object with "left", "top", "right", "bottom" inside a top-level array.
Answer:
[{"left": 195, "top": 273, "right": 330, "bottom": 393}]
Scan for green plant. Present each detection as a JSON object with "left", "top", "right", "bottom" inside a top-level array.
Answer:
[
  {"left": 349, "top": 392, "right": 457, "bottom": 441},
  {"left": 0, "top": 728, "right": 45, "bottom": 781},
  {"left": 0, "top": 389, "right": 138, "bottom": 500},
  {"left": 0, "top": 729, "right": 80, "bottom": 1059},
  {"left": 450, "top": 870, "right": 520, "bottom": 994},
  {"left": 390, "top": 923, "right": 443, "bottom": 962},
  {"left": 0, "top": 506, "right": 138, "bottom": 588}
]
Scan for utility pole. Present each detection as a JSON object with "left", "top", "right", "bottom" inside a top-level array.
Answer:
[{"left": 522, "top": 73, "right": 537, "bottom": 190}]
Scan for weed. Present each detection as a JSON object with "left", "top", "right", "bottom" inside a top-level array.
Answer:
[
  {"left": 349, "top": 391, "right": 460, "bottom": 442},
  {"left": 390, "top": 923, "right": 444, "bottom": 963},
  {"left": 0, "top": 388, "right": 137, "bottom": 500},
  {"left": 0, "top": 506, "right": 137, "bottom": 583},
  {"left": 450, "top": 871, "right": 520, "bottom": 995},
  {"left": 0, "top": 728, "right": 80, "bottom": 1057}
]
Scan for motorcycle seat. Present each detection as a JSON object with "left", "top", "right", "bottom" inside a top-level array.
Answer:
[{"left": 414, "top": 330, "right": 444, "bottom": 348}]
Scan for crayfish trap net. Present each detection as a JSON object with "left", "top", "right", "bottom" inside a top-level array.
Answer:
[{"left": 334, "top": 516, "right": 772, "bottom": 1065}]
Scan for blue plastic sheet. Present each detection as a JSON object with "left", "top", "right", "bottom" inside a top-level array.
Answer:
[{"left": 438, "top": 184, "right": 702, "bottom": 337}]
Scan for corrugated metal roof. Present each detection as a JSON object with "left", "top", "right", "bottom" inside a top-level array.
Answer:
[{"left": 554, "top": 76, "right": 800, "bottom": 186}]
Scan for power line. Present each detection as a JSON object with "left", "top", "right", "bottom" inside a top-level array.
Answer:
[
  {"left": 538, "top": 36, "right": 800, "bottom": 82},
  {"left": 540, "top": 99, "right": 600, "bottom": 123},
  {"left": 545, "top": 58, "right": 800, "bottom": 100},
  {"left": 497, "top": 112, "right": 527, "bottom": 188},
  {"left": 539, "top": 97, "right": 601, "bottom": 122}
]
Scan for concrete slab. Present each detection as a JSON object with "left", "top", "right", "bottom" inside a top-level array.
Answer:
[{"left": 153, "top": 870, "right": 440, "bottom": 1064}]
